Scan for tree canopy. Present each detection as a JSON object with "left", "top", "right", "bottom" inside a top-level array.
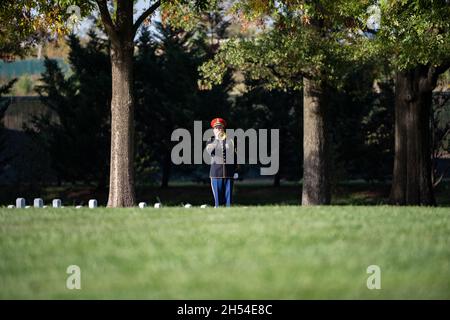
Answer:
[
  {"left": 199, "top": 0, "right": 375, "bottom": 90},
  {"left": 375, "top": 0, "right": 450, "bottom": 71}
]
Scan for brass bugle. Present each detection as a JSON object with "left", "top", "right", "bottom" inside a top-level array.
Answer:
[{"left": 218, "top": 131, "right": 227, "bottom": 141}]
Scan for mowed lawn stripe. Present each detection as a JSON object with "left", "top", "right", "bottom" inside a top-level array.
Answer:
[{"left": 0, "top": 206, "right": 449, "bottom": 299}]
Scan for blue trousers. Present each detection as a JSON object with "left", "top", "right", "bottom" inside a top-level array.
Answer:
[{"left": 210, "top": 178, "right": 233, "bottom": 207}]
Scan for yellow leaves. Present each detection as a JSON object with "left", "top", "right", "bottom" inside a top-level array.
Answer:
[
  {"left": 231, "top": 0, "right": 274, "bottom": 23},
  {"left": 240, "top": 14, "right": 251, "bottom": 32},
  {"left": 160, "top": 3, "right": 197, "bottom": 30},
  {"left": 161, "top": 9, "right": 171, "bottom": 26},
  {"left": 197, "top": 79, "right": 212, "bottom": 91},
  {"left": 245, "top": 0, "right": 271, "bottom": 16},
  {"left": 301, "top": 13, "right": 310, "bottom": 25},
  {"left": 143, "top": 17, "right": 152, "bottom": 27},
  {"left": 14, "top": 4, "right": 69, "bottom": 37}
]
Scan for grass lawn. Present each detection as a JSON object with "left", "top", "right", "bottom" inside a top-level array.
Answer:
[
  {"left": 2, "top": 180, "right": 450, "bottom": 207},
  {"left": 0, "top": 206, "right": 449, "bottom": 299}
]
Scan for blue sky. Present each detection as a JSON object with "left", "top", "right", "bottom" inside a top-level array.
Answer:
[{"left": 75, "top": 0, "right": 160, "bottom": 37}]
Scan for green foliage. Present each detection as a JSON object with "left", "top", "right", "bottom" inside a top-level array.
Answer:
[
  {"left": 200, "top": 0, "right": 450, "bottom": 88},
  {"left": 0, "top": 79, "right": 16, "bottom": 112},
  {"left": 232, "top": 80, "right": 302, "bottom": 182},
  {"left": 199, "top": 0, "right": 373, "bottom": 90},
  {"left": 22, "top": 6, "right": 234, "bottom": 187},
  {"left": 14, "top": 75, "right": 35, "bottom": 95},
  {"left": 160, "top": 0, "right": 220, "bottom": 30},
  {"left": 0, "top": 0, "right": 96, "bottom": 59},
  {"left": 135, "top": 23, "right": 200, "bottom": 186},
  {"left": 376, "top": 0, "right": 450, "bottom": 70},
  {"left": 27, "top": 30, "right": 111, "bottom": 187},
  {"left": 0, "top": 78, "right": 17, "bottom": 175},
  {"left": 135, "top": 14, "right": 234, "bottom": 186},
  {"left": 328, "top": 66, "right": 395, "bottom": 182}
]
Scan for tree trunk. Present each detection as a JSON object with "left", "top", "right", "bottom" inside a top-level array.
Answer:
[
  {"left": 390, "top": 72, "right": 408, "bottom": 204},
  {"left": 107, "top": 43, "right": 136, "bottom": 207},
  {"left": 390, "top": 67, "right": 436, "bottom": 205},
  {"left": 96, "top": 0, "right": 161, "bottom": 207},
  {"left": 302, "top": 77, "right": 330, "bottom": 205}
]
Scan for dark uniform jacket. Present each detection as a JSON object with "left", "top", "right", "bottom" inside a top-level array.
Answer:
[{"left": 206, "top": 137, "right": 237, "bottom": 178}]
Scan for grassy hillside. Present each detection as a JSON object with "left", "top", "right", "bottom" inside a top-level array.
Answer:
[{"left": 0, "top": 206, "right": 449, "bottom": 299}]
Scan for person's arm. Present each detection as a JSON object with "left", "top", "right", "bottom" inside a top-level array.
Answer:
[{"left": 206, "top": 137, "right": 219, "bottom": 156}]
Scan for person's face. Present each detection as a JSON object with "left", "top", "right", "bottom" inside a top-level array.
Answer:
[{"left": 213, "top": 125, "right": 224, "bottom": 137}]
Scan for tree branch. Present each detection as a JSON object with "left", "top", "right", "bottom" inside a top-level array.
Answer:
[
  {"left": 133, "top": 0, "right": 161, "bottom": 35},
  {"left": 428, "top": 58, "right": 450, "bottom": 87},
  {"left": 267, "top": 64, "right": 313, "bottom": 82},
  {"left": 436, "top": 57, "right": 450, "bottom": 75},
  {"left": 96, "top": 0, "right": 119, "bottom": 44}
]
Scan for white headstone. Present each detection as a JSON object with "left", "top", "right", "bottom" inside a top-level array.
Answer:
[
  {"left": 16, "top": 198, "right": 25, "bottom": 208},
  {"left": 154, "top": 203, "right": 162, "bottom": 208},
  {"left": 200, "top": 204, "right": 208, "bottom": 208},
  {"left": 34, "top": 198, "right": 43, "bottom": 208},
  {"left": 138, "top": 202, "right": 147, "bottom": 208},
  {"left": 52, "top": 199, "right": 62, "bottom": 208},
  {"left": 75, "top": 205, "right": 83, "bottom": 209},
  {"left": 7, "top": 205, "right": 15, "bottom": 209},
  {"left": 25, "top": 206, "right": 31, "bottom": 209},
  {"left": 43, "top": 205, "right": 47, "bottom": 208},
  {"left": 88, "top": 199, "right": 97, "bottom": 209},
  {"left": 184, "top": 203, "right": 192, "bottom": 208}
]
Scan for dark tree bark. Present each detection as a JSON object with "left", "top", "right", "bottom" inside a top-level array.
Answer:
[
  {"left": 97, "top": 0, "right": 160, "bottom": 207},
  {"left": 390, "top": 72, "right": 408, "bottom": 204},
  {"left": 302, "top": 77, "right": 330, "bottom": 205},
  {"left": 390, "top": 63, "right": 450, "bottom": 205}
]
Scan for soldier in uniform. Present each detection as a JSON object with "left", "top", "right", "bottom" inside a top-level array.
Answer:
[{"left": 206, "top": 118, "right": 238, "bottom": 207}]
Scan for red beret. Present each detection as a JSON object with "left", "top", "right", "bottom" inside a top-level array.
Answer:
[{"left": 210, "top": 117, "right": 227, "bottom": 128}]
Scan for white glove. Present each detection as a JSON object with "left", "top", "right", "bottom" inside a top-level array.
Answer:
[{"left": 233, "top": 173, "right": 239, "bottom": 180}]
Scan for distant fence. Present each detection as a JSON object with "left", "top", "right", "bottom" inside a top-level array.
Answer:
[
  {"left": 2, "top": 96, "right": 58, "bottom": 131},
  {"left": 0, "top": 59, "right": 70, "bottom": 79}
]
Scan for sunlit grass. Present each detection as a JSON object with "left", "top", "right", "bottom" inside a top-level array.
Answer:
[{"left": 0, "top": 206, "right": 449, "bottom": 299}]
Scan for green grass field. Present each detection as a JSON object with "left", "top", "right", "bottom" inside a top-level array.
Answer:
[
  {"left": 1, "top": 206, "right": 449, "bottom": 299},
  {"left": 2, "top": 180, "right": 450, "bottom": 207}
]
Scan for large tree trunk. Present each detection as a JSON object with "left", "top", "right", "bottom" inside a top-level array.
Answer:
[
  {"left": 390, "top": 66, "right": 437, "bottom": 205},
  {"left": 390, "top": 72, "right": 408, "bottom": 204},
  {"left": 96, "top": 0, "right": 161, "bottom": 207},
  {"left": 302, "top": 77, "right": 330, "bottom": 205},
  {"left": 107, "top": 43, "right": 136, "bottom": 207}
]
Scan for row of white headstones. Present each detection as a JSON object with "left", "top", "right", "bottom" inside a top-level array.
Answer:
[{"left": 7, "top": 198, "right": 207, "bottom": 209}]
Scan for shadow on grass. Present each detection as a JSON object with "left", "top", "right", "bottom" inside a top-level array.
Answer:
[{"left": 0, "top": 180, "right": 449, "bottom": 207}]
